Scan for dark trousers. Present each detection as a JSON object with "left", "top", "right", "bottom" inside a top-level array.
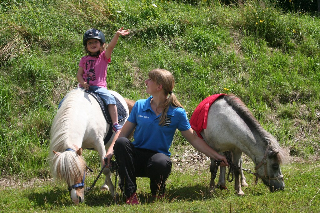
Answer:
[{"left": 113, "top": 137, "right": 172, "bottom": 198}]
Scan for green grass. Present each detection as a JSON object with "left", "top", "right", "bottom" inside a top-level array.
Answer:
[
  {"left": 1, "top": 0, "right": 320, "bottom": 210},
  {"left": 1, "top": 160, "right": 319, "bottom": 212}
]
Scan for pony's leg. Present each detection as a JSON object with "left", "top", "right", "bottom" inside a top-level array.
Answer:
[
  {"left": 209, "top": 158, "right": 218, "bottom": 192},
  {"left": 217, "top": 166, "right": 227, "bottom": 190},
  {"left": 102, "top": 168, "right": 115, "bottom": 197},
  {"left": 240, "top": 157, "right": 248, "bottom": 187},
  {"left": 95, "top": 140, "right": 115, "bottom": 197},
  {"left": 233, "top": 151, "right": 244, "bottom": 195}
]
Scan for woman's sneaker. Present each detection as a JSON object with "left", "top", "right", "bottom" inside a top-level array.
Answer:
[{"left": 126, "top": 192, "right": 139, "bottom": 205}]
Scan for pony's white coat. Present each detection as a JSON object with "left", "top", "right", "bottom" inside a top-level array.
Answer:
[{"left": 49, "top": 88, "right": 129, "bottom": 202}]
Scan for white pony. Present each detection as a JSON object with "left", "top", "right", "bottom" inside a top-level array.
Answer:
[
  {"left": 49, "top": 88, "right": 132, "bottom": 204},
  {"left": 193, "top": 94, "right": 287, "bottom": 195}
]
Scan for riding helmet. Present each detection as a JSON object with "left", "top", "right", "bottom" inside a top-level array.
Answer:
[{"left": 83, "top": 28, "right": 106, "bottom": 46}]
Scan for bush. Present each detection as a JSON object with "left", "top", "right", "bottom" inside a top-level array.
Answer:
[{"left": 273, "top": 0, "right": 318, "bottom": 13}]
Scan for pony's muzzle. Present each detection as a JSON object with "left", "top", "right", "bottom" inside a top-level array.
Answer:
[
  {"left": 268, "top": 175, "right": 285, "bottom": 192},
  {"left": 70, "top": 188, "right": 84, "bottom": 204}
]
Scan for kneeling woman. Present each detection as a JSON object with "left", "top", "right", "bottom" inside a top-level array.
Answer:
[{"left": 105, "top": 69, "right": 228, "bottom": 205}]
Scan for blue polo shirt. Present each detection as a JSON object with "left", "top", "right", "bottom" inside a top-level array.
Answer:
[{"left": 128, "top": 96, "right": 191, "bottom": 156}]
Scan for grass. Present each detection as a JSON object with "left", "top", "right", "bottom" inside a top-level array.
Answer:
[
  {"left": 1, "top": 159, "right": 319, "bottom": 212},
  {"left": 0, "top": 0, "right": 320, "bottom": 211}
]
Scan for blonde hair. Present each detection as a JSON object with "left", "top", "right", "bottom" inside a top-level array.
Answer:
[{"left": 149, "top": 69, "right": 183, "bottom": 126}]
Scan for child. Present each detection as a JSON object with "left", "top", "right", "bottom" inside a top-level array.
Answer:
[{"left": 77, "top": 28, "right": 130, "bottom": 132}]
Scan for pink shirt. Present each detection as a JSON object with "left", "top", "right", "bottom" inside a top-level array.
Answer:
[{"left": 79, "top": 51, "right": 111, "bottom": 88}]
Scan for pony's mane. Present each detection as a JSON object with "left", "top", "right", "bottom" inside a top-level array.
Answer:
[
  {"left": 49, "top": 89, "right": 87, "bottom": 182},
  {"left": 224, "top": 95, "right": 288, "bottom": 164},
  {"left": 50, "top": 89, "right": 83, "bottom": 155}
]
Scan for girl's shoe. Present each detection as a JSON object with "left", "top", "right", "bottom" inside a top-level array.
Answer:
[{"left": 112, "top": 123, "right": 123, "bottom": 132}]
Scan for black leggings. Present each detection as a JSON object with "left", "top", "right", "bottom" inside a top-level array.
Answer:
[{"left": 113, "top": 137, "right": 172, "bottom": 198}]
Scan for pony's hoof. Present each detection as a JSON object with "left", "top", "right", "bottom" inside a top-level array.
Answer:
[
  {"left": 217, "top": 185, "right": 228, "bottom": 190},
  {"left": 237, "top": 190, "right": 245, "bottom": 196},
  {"left": 100, "top": 184, "right": 109, "bottom": 191},
  {"left": 241, "top": 182, "right": 248, "bottom": 187},
  {"left": 209, "top": 187, "right": 216, "bottom": 193}
]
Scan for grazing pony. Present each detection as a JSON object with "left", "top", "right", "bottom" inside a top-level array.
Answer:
[
  {"left": 49, "top": 88, "right": 132, "bottom": 204},
  {"left": 191, "top": 94, "right": 287, "bottom": 195}
]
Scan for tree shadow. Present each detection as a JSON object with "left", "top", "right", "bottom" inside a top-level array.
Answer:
[
  {"left": 27, "top": 187, "right": 72, "bottom": 207},
  {"left": 27, "top": 186, "right": 117, "bottom": 207}
]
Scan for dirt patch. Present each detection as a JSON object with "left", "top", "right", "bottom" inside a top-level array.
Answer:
[{"left": 0, "top": 177, "right": 53, "bottom": 189}]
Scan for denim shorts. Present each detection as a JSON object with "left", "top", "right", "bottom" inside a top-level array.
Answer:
[{"left": 88, "top": 86, "right": 116, "bottom": 105}]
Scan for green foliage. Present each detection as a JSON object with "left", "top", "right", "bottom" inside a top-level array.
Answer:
[
  {"left": 237, "top": 2, "right": 303, "bottom": 51},
  {"left": 0, "top": 0, "right": 319, "bottom": 181},
  {"left": 273, "top": 0, "right": 319, "bottom": 13}
]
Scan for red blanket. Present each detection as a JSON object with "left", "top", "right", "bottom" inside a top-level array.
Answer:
[{"left": 190, "top": 94, "right": 226, "bottom": 138}]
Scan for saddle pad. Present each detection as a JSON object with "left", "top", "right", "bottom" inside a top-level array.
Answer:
[
  {"left": 86, "top": 91, "right": 128, "bottom": 124},
  {"left": 190, "top": 94, "right": 226, "bottom": 139},
  {"left": 86, "top": 91, "right": 128, "bottom": 144}
]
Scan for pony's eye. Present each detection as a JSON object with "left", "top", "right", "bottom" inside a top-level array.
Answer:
[{"left": 272, "top": 163, "right": 279, "bottom": 170}]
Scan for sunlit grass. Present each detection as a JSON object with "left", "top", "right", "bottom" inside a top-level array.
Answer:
[
  {"left": 0, "top": 1, "right": 319, "bottom": 209},
  {"left": 1, "top": 161, "right": 319, "bottom": 212}
]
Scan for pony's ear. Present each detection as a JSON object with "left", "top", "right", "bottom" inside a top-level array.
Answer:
[
  {"left": 53, "top": 150, "right": 61, "bottom": 156},
  {"left": 268, "top": 150, "right": 279, "bottom": 158},
  {"left": 76, "top": 148, "right": 83, "bottom": 156}
]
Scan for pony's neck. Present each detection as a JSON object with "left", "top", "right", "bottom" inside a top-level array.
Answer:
[{"left": 240, "top": 133, "right": 269, "bottom": 165}]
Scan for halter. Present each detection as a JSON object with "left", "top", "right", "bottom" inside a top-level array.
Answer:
[
  {"left": 65, "top": 148, "right": 86, "bottom": 191},
  {"left": 253, "top": 145, "right": 284, "bottom": 185},
  {"left": 68, "top": 173, "right": 86, "bottom": 191}
]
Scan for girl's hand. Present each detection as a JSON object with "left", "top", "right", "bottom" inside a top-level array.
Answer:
[
  {"left": 82, "top": 82, "right": 89, "bottom": 90},
  {"left": 117, "top": 27, "right": 130, "bottom": 36}
]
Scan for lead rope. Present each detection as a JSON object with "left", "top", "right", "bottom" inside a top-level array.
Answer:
[
  {"left": 224, "top": 151, "right": 235, "bottom": 183},
  {"left": 85, "top": 164, "right": 107, "bottom": 192},
  {"left": 85, "top": 159, "right": 118, "bottom": 196},
  {"left": 215, "top": 151, "right": 258, "bottom": 183}
]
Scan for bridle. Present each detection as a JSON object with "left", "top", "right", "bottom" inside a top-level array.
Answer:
[
  {"left": 252, "top": 145, "right": 284, "bottom": 185},
  {"left": 64, "top": 148, "right": 119, "bottom": 203},
  {"left": 68, "top": 173, "right": 86, "bottom": 191}
]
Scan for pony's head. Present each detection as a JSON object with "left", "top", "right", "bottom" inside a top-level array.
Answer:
[
  {"left": 255, "top": 135, "right": 288, "bottom": 192},
  {"left": 52, "top": 148, "right": 86, "bottom": 204}
]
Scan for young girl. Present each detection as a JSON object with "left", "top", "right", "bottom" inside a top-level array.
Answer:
[
  {"left": 105, "top": 69, "right": 228, "bottom": 205},
  {"left": 77, "top": 28, "right": 129, "bottom": 132}
]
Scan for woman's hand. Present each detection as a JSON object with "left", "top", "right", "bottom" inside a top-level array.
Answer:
[
  {"left": 215, "top": 154, "right": 228, "bottom": 167},
  {"left": 104, "top": 149, "right": 114, "bottom": 167}
]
